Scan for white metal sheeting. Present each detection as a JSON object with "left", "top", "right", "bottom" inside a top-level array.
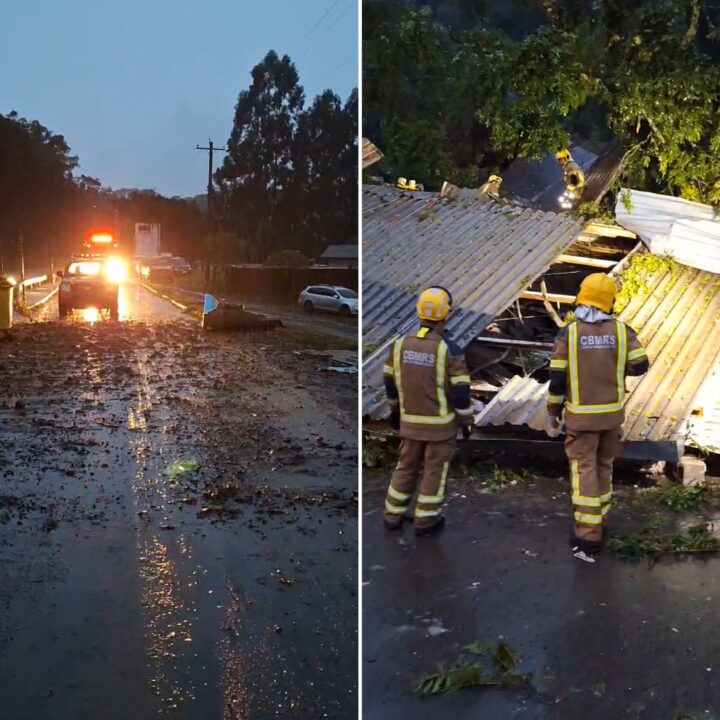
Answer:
[
  {"left": 688, "top": 365, "right": 720, "bottom": 453},
  {"left": 615, "top": 189, "right": 720, "bottom": 273},
  {"left": 472, "top": 374, "right": 562, "bottom": 438}
]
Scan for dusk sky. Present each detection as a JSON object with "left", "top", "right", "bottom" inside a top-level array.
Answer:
[{"left": 0, "top": 0, "right": 358, "bottom": 197}]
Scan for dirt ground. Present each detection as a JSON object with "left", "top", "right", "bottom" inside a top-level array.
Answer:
[
  {"left": 363, "top": 448, "right": 720, "bottom": 720},
  {"left": 0, "top": 310, "right": 357, "bottom": 719}
]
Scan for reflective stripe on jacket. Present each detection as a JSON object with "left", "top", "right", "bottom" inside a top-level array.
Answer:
[
  {"left": 383, "top": 325, "right": 472, "bottom": 441},
  {"left": 548, "top": 319, "right": 649, "bottom": 431}
]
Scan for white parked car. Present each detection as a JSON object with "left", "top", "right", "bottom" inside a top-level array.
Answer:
[{"left": 298, "top": 285, "right": 358, "bottom": 317}]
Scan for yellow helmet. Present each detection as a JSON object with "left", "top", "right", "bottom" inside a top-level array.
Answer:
[
  {"left": 576, "top": 273, "right": 616, "bottom": 313},
  {"left": 488, "top": 174, "right": 502, "bottom": 184},
  {"left": 556, "top": 149, "right": 571, "bottom": 163},
  {"left": 397, "top": 177, "right": 408, "bottom": 187},
  {"left": 417, "top": 287, "right": 452, "bottom": 321},
  {"left": 407, "top": 179, "right": 417, "bottom": 190}
]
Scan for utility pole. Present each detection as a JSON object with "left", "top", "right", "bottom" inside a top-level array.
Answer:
[
  {"left": 196, "top": 140, "right": 227, "bottom": 284},
  {"left": 195, "top": 139, "right": 226, "bottom": 229}
]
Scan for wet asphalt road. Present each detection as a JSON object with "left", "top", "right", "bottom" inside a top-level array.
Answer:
[
  {"left": 26, "top": 279, "right": 183, "bottom": 323},
  {"left": 363, "top": 464, "right": 720, "bottom": 719},
  {"left": 0, "top": 286, "right": 357, "bottom": 719}
]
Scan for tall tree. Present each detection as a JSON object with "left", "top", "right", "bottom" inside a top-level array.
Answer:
[
  {"left": 294, "top": 89, "right": 359, "bottom": 256},
  {"left": 216, "top": 50, "right": 305, "bottom": 254},
  {"left": 0, "top": 112, "right": 79, "bottom": 266}
]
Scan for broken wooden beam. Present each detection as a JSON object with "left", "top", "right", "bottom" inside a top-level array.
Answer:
[
  {"left": 540, "top": 279, "right": 565, "bottom": 328},
  {"left": 519, "top": 290, "right": 576, "bottom": 304},
  {"left": 555, "top": 254, "right": 616, "bottom": 268},
  {"left": 584, "top": 221, "right": 637, "bottom": 239},
  {"left": 474, "top": 336, "right": 553, "bottom": 351}
]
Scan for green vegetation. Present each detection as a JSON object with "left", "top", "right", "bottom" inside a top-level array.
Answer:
[
  {"left": 416, "top": 640, "right": 529, "bottom": 696},
  {"left": 638, "top": 484, "right": 719, "bottom": 512},
  {"left": 461, "top": 463, "right": 534, "bottom": 492},
  {"left": 615, "top": 252, "right": 680, "bottom": 313},
  {"left": 362, "top": 432, "right": 400, "bottom": 468},
  {"left": 574, "top": 201, "right": 615, "bottom": 223},
  {"left": 364, "top": 1, "right": 720, "bottom": 204},
  {"left": 608, "top": 521, "right": 720, "bottom": 560}
]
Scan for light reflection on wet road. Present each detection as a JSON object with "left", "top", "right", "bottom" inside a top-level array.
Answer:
[{"left": 0, "top": 299, "right": 357, "bottom": 718}]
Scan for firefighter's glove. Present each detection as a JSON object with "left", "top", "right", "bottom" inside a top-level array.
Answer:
[
  {"left": 548, "top": 413, "right": 562, "bottom": 431},
  {"left": 462, "top": 424, "right": 473, "bottom": 440},
  {"left": 390, "top": 408, "right": 400, "bottom": 432}
]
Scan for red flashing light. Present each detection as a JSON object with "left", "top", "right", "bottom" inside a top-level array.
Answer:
[{"left": 91, "top": 233, "right": 114, "bottom": 244}]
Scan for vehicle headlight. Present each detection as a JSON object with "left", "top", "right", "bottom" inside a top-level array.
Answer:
[{"left": 104, "top": 257, "right": 127, "bottom": 283}]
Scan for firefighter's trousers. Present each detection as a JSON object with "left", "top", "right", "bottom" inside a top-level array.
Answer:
[
  {"left": 565, "top": 428, "right": 621, "bottom": 544},
  {"left": 384, "top": 437, "right": 455, "bottom": 529}
]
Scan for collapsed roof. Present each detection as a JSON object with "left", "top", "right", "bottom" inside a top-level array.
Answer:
[
  {"left": 473, "top": 252, "right": 720, "bottom": 460},
  {"left": 362, "top": 183, "right": 720, "bottom": 462},
  {"left": 362, "top": 184, "right": 583, "bottom": 418}
]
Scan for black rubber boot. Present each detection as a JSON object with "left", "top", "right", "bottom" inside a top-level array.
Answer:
[
  {"left": 415, "top": 516, "right": 446, "bottom": 537},
  {"left": 383, "top": 517, "right": 403, "bottom": 531}
]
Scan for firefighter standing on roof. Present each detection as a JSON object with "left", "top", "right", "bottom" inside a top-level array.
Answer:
[
  {"left": 548, "top": 273, "right": 649, "bottom": 560},
  {"left": 382, "top": 287, "right": 473, "bottom": 536},
  {"left": 556, "top": 149, "right": 586, "bottom": 203}
]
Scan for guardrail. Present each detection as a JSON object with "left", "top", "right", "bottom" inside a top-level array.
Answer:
[{"left": 20, "top": 275, "right": 48, "bottom": 289}]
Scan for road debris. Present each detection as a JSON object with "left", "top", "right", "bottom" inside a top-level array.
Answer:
[{"left": 416, "top": 640, "right": 560, "bottom": 703}]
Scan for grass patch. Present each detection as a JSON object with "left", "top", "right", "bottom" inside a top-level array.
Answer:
[
  {"left": 283, "top": 327, "right": 357, "bottom": 352},
  {"left": 608, "top": 521, "right": 720, "bottom": 561}
]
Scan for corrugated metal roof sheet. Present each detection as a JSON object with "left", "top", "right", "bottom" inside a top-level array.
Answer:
[
  {"left": 616, "top": 190, "right": 720, "bottom": 273},
  {"left": 362, "top": 138, "right": 384, "bottom": 169},
  {"left": 473, "top": 374, "right": 561, "bottom": 437},
  {"left": 470, "top": 255, "right": 720, "bottom": 460},
  {"left": 362, "top": 185, "right": 583, "bottom": 417},
  {"left": 620, "top": 260, "right": 720, "bottom": 454}
]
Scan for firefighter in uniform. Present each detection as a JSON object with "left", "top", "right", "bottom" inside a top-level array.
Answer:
[
  {"left": 478, "top": 174, "right": 502, "bottom": 201},
  {"left": 556, "top": 149, "right": 586, "bottom": 202},
  {"left": 382, "top": 287, "right": 473, "bottom": 536},
  {"left": 548, "top": 273, "right": 649, "bottom": 560}
]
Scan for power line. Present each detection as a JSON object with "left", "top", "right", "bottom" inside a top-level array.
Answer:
[
  {"left": 335, "top": 56, "right": 354, "bottom": 71},
  {"left": 301, "top": 0, "right": 355, "bottom": 59},
  {"left": 325, "top": 0, "right": 354, "bottom": 34},
  {"left": 298, "top": 0, "right": 342, "bottom": 49}
]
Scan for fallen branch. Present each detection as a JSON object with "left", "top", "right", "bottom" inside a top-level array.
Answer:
[
  {"left": 415, "top": 640, "right": 562, "bottom": 704},
  {"left": 608, "top": 521, "right": 720, "bottom": 562}
]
